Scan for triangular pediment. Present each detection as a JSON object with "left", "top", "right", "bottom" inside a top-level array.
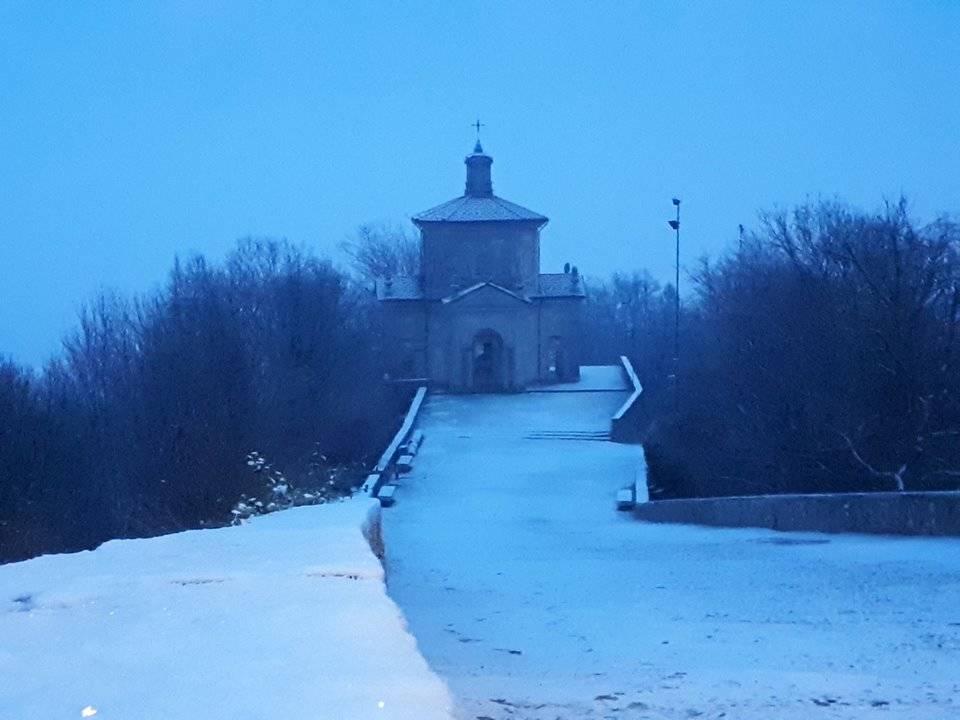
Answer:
[{"left": 441, "top": 282, "right": 531, "bottom": 306}]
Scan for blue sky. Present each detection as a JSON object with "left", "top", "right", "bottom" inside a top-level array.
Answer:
[{"left": 2, "top": 1, "right": 958, "bottom": 366}]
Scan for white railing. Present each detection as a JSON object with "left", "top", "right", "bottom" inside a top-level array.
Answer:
[
  {"left": 611, "top": 356, "right": 643, "bottom": 443},
  {"left": 363, "top": 386, "right": 428, "bottom": 497}
]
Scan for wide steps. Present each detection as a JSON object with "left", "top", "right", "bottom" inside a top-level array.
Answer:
[{"left": 524, "top": 429, "right": 611, "bottom": 441}]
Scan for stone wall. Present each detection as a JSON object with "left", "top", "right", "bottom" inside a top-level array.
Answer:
[
  {"left": 381, "top": 301, "right": 428, "bottom": 378},
  {"left": 537, "top": 297, "right": 583, "bottom": 382},
  {"left": 632, "top": 491, "right": 960, "bottom": 536},
  {"left": 420, "top": 222, "right": 541, "bottom": 298},
  {"left": 383, "top": 291, "right": 584, "bottom": 391},
  {"left": 431, "top": 289, "right": 539, "bottom": 390}
]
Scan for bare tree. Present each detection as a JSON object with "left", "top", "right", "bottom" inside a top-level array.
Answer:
[
  {"left": 0, "top": 239, "right": 411, "bottom": 563},
  {"left": 341, "top": 222, "right": 419, "bottom": 281},
  {"left": 644, "top": 198, "right": 960, "bottom": 499}
]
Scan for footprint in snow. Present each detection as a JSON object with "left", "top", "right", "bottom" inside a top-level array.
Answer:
[{"left": 11, "top": 594, "right": 34, "bottom": 612}]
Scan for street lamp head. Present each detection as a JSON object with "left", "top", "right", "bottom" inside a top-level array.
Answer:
[
  {"left": 668, "top": 220, "right": 680, "bottom": 230},
  {"left": 672, "top": 197, "right": 681, "bottom": 206}
]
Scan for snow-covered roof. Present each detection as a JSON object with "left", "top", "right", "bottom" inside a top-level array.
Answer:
[
  {"left": 412, "top": 195, "right": 548, "bottom": 225},
  {"left": 534, "top": 273, "right": 586, "bottom": 298}
]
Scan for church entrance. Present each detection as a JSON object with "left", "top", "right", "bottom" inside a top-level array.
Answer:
[{"left": 471, "top": 329, "right": 505, "bottom": 392}]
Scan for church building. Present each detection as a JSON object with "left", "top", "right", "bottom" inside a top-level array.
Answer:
[{"left": 377, "top": 141, "right": 585, "bottom": 392}]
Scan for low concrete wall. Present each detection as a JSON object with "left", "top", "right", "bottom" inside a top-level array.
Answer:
[
  {"left": 611, "top": 355, "right": 643, "bottom": 443},
  {"left": 633, "top": 491, "right": 960, "bottom": 537},
  {"left": 362, "top": 386, "right": 428, "bottom": 499}
]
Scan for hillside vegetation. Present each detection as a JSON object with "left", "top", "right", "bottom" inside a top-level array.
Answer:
[
  {"left": 3, "top": 200, "right": 958, "bottom": 562},
  {"left": 584, "top": 200, "right": 960, "bottom": 498},
  {"left": 0, "top": 239, "right": 404, "bottom": 563}
]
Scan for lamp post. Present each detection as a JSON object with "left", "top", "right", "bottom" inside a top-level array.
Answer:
[{"left": 668, "top": 198, "right": 681, "bottom": 412}]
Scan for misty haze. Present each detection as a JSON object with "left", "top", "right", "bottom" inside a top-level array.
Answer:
[{"left": 1, "top": 3, "right": 959, "bottom": 720}]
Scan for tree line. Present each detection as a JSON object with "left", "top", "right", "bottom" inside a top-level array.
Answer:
[
  {"left": 3, "top": 201, "right": 958, "bottom": 562},
  {"left": 582, "top": 199, "right": 960, "bottom": 499},
  {"left": 0, "top": 238, "right": 406, "bottom": 563}
]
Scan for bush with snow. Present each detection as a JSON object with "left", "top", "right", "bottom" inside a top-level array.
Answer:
[{"left": 230, "top": 451, "right": 363, "bottom": 524}]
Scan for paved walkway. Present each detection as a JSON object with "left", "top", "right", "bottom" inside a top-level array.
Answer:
[
  {"left": 383, "top": 387, "right": 960, "bottom": 719},
  {"left": 533, "top": 364, "right": 630, "bottom": 392}
]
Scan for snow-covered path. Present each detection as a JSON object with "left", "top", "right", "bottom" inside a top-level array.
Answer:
[{"left": 383, "top": 389, "right": 960, "bottom": 719}]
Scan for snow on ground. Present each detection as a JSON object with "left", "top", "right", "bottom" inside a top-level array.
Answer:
[
  {"left": 0, "top": 498, "right": 453, "bottom": 720},
  {"left": 383, "top": 389, "right": 960, "bottom": 719},
  {"left": 534, "top": 364, "right": 629, "bottom": 392}
]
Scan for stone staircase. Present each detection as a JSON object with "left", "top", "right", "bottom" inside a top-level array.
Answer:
[{"left": 523, "top": 429, "right": 611, "bottom": 441}]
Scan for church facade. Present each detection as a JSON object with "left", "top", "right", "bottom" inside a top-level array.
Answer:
[{"left": 377, "top": 141, "right": 584, "bottom": 392}]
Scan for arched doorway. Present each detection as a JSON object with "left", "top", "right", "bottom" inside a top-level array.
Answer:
[{"left": 471, "top": 329, "right": 505, "bottom": 392}]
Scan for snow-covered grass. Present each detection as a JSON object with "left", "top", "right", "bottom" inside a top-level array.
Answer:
[
  {"left": 384, "top": 389, "right": 960, "bottom": 719},
  {"left": 0, "top": 498, "right": 453, "bottom": 720}
]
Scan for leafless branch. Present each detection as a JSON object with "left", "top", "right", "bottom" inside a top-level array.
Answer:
[{"left": 840, "top": 432, "right": 906, "bottom": 492}]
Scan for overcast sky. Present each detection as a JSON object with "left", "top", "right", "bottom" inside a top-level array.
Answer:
[{"left": 2, "top": 1, "right": 958, "bottom": 366}]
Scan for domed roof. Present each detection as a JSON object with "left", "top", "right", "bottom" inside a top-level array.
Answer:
[
  {"left": 412, "top": 144, "right": 548, "bottom": 226},
  {"left": 413, "top": 194, "right": 548, "bottom": 224}
]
